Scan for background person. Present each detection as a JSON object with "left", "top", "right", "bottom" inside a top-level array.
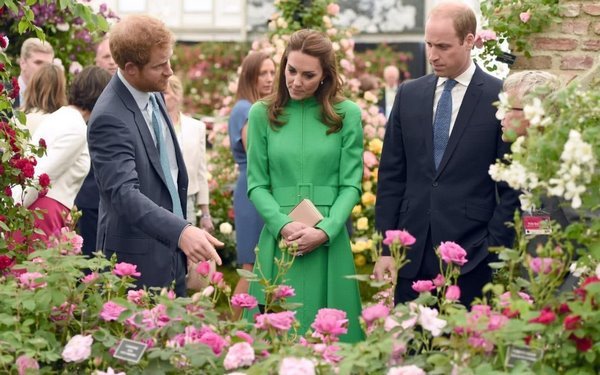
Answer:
[
  {"left": 87, "top": 15, "right": 222, "bottom": 296},
  {"left": 16, "top": 38, "right": 55, "bottom": 108},
  {"left": 20, "top": 62, "right": 67, "bottom": 135},
  {"left": 94, "top": 35, "right": 117, "bottom": 75},
  {"left": 374, "top": 1, "right": 520, "bottom": 307},
  {"left": 245, "top": 29, "right": 364, "bottom": 342},
  {"left": 378, "top": 65, "right": 401, "bottom": 119},
  {"left": 228, "top": 51, "right": 274, "bottom": 318}
]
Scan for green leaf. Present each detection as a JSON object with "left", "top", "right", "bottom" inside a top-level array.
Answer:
[
  {"left": 22, "top": 299, "right": 36, "bottom": 311},
  {"left": 237, "top": 268, "right": 259, "bottom": 280}
]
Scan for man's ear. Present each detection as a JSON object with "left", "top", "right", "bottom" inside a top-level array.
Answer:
[
  {"left": 123, "top": 61, "right": 139, "bottom": 77},
  {"left": 465, "top": 33, "right": 475, "bottom": 50}
]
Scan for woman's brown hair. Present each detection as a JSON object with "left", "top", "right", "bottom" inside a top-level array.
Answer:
[
  {"left": 22, "top": 63, "right": 67, "bottom": 113},
  {"left": 267, "top": 29, "right": 344, "bottom": 134},
  {"left": 236, "top": 51, "right": 273, "bottom": 103}
]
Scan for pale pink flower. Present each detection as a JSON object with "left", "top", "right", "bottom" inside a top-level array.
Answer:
[
  {"left": 417, "top": 305, "right": 446, "bottom": 337},
  {"left": 127, "top": 289, "right": 147, "bottom": 305},
  {"left": 231, "top": 293, "right": 258, "bottom": 310},
  {"left": 432, "top": 273, "right": 445, "bottom": 287},
  {"left": 201, "top": 285, "right": 215, "bottom": 297},
  {"left": 438, "top": 241, "right": 468, "bottom": 266},
  {"left": 16, "top": 355, "right": 39, "bottom": 375},
  {"left": 93, "top": 368, "right": 126, "bottom": 375},
  {"left": 384, "top": 316, "right": 400, "bottom": 332},
  {"left": 487, "top": 313, "right": 508, "bottom": 331},
  {"left": 326, "top": 3, "right": 340, "bottom": 16},
  {"left": 468, "top": 334, "right": 494, "bottom": 352},
  {"left": 411, "top": 280, "right": 435, "bottom": 293},
  {"left": 255, "top": 311, "right": 296, "bottom": 332},
  {"left": 195, "top": 260, "right": 211, "bottom": 277},
  {"left": 445, "top": 285, "right": 461, "bottom": 301},
  {"left": 99, "top": 301, "right": 127, "bottom": 321},
  {"left": 312, "top": 308, "right": 348, "bottom": 337},
  {"left": 62, "top": 334, "right": 93, "bottom": 363},
  {"left": 528, "top": 257, "right": 556, "bottom": 274},
  {"left": 474, "top": 29, "right": 497, "bottom": 48},
  {"left": 18, "top": 272, "right": 46, "bottom": 290},
  {"left": 499, "top": 291, "right": 533, "bottom": 307},
  {"left": 82, "top": 272, "right": 99, "bottom": 284},
  {"left": 113, "top": 262, "right": 141, "bottom": 277},
  {"left": 210, "top": 271, "right": 224, "bottom": 284},
  {"left": 199, "top": 330, "right": 228, "bottom": 355},
  {"left": 363, "top": 151, "right": 379, "bottom": 168},
  {"left": 273, "top": 285, "right": 295, "bottom": 300},
  {"left": 520, "top": 11, "right": 531, "bottom": 23},
  {"left": 235, "top": 330, "right": 254, "bottom": 344},
  {"left": 362, "top": 303, "right": 390, "bottom": 325},
  {"left": 224, "top": 342, "right": 255, "bottom": 370},
  {"left": 383, "top": 230, "right": 416, "bottom": 246},
  {"left": 279, "top": 357, "right": 315, "bottom": 375},
  {"left": 387, "top": 365, "right": 426, "bottom": 375},
  {"left": 313, "top": 343, "right": 342, "bottom": 363}
]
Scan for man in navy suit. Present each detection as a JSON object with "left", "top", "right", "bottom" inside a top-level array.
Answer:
[
  {"left": 87, "top": 15, "right": 222, "bottom": 296},
  {"left": 374, "top": 1, "right": 519, "bottom": 306}
]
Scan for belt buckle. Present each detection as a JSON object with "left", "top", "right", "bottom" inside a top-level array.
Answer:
[{"left": 296, "top": 183, "right": 313, "bottom": 203}]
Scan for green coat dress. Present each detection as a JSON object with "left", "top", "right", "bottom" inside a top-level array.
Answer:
[{"left": 245, "top": 97, "right": 365, "bottom": 343}]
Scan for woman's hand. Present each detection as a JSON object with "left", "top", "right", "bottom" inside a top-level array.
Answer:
[
  {"left": 285, "top": 227, "right": 329, "bottom": 255},
  {"left": 281, "top": 221, "right": 308, "bottom": 240}
]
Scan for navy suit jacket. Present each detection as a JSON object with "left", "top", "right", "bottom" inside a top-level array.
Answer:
[
  {"left": 87, "top": 74, "right": 189, "bottom": 289},
  {"left": 376, "top": 65, "right": 519, "bottom": 278}
]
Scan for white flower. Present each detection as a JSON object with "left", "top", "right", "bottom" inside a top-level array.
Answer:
[
  {"left": 417, "top": 305, "right": 446, "bottom": 337},
  {"left": 56, "top": 22, "right": 70, "bottom": 32},
  {"left": 224, "top": 342, "right": 255, "bottom": 370},
  {"left": 93, "top": 368, "right": 126, "bottom": 375},
  {"left": 510, "top": 136, "right": 525, "bottom": 154},
  {"left": 523, "top": 97, "right": 545, "bottom": 126},
  {"left": 387, "top": 365, "right": 426, "bottom": 375},
  {"left": 518, "top": 192, "right": 535, "bottom": 212},
  {"left": 53, "top": 58, "right": 64, "bottom": 70},
  {"left": 62, "top": 334, "right": 93, "bottom": 363},
  {"left": 219, "top": 222, "right": 233, "bottom": 235},
  {"left": 569, "top": 262, "right": 589, "bottom": 277},
  {"left": 69, "top": 61, "right": 83, "bottom": 75},
  {"left": 596, "top": 263, "right": 600, "bottom": 278},
  {"left": 364, "top": 91, "right": 378, "bottom": 103},
  {"left": 279, "top": 357, "right": 315, "bottom": 375}
]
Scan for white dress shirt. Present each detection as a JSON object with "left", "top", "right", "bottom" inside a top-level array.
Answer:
[{"left": 432, "top": 61, "right": 476, "bottom": 135}]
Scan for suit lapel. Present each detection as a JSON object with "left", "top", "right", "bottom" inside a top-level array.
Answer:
[
  {"left": 435, "top": 66, "right": 484, "bottom": 177},
  {"left": 423, "top": 75, "right": 438, "bottom": 170}
]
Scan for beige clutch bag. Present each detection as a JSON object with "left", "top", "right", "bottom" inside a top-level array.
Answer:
[{"left": 289, "top": 199, "right": 324, "bottom": 227}]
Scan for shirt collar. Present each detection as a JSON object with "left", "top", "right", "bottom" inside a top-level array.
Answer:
[
  {"left": 117, "top": 69, "right": 151, "bottom": 111},
  {"left": 436, "top": 60, "right": 476, "bottom": 88}
]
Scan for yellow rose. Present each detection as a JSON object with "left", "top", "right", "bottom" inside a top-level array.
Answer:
[
  {"left": 356, "top": 240, "right": 368, "bottom": 251},
  {"left": 354, "top": 254, "right": 367, "bottom": 267},
  {"left": 356, "top": 217, "right": 369, "bottom": 231},
  {"left": 351, "top": 242, "right": 359, "bottom": 253},
  {"left": 361, "top": 191, "right": 376, "bottom": 206},
  {"left": 372, "top": 168, "right": 379, "bottom": 183},
  {"left": 362, "top": 180, "right": 373, "bottom": 192},
  {"left": 352, "top": 205, "right": 362, "bottom": 215},
  {"left": 368, "top": 138, "right": 383, "bottom": 155},
  {"left": 366, "top": 239, "right": 374, "bottom": 250}
]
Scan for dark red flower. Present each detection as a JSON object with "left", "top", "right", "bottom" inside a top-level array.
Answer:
[
  {"left": 563, "top": 315, "right": 581, "bottom": 330},
  {"left": 557, "top": 303, "right": 571, "bottom": 315},
  {"left": 529, "top": 307, "right": 556, "bottom": 325},
  {"left": 0, "top": 34, "right": 7, "bottom": 49},
  {"left": 575, "top": 276, "right": 600, "bottom": 300},
  {"left": 38, "top": 138, "right": 47, "bottom": 149},
  {"left": 0, "top": 164, "right": 4, "bottom": 175},
  {"left": 524, "top": 335, "right": 532, "bottom": 346},
  {"left": 0, "top": 255, "right": 14, "bottom": 270},
  {"left": 569, "top": 334, "right": 593, "bottom": 352},
  {"left": 0, "top": 82, "right": 4, "bottom": 92},
  {"left": 4, "top": 186, "right": 11, "bottom": 197},
  {"left": 502, "top": 307, "right": 519, "bottom": 319},
  {"left": 38, "top": 173, "right": 50, "bottom": 188},
  {"left": 0, "top": 62, "right": 4, "bottom": 72},
  {"left": 10, "top": 77, "right": 19, "bottom": 99}
]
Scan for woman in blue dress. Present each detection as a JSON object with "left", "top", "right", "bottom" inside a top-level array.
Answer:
[{"left": 228, "top": 51, "right": 275, "bottom": 318}]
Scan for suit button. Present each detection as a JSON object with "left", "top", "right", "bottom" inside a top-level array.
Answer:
[{"left": 432, "top": 181, "right": 439, "bottom": 187}]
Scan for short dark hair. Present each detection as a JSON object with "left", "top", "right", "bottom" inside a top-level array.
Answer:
[{"left": 69, "top": 66, "right": 111, "bottom": 111}]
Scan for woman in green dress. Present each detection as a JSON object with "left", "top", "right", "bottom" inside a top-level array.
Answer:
[{"left": 246, "top": 29, "right": 364, "bottom": 342}]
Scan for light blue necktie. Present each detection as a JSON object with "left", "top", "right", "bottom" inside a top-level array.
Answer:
[
  {"left": 149, "top": 94, "right": 183, "bottom": 218},
  {"left": 433, "top": 79, "right": 457, "bottom": 169}
]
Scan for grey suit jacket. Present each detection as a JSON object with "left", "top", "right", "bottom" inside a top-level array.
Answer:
[{"left": 88, "top": 74, "right": 189, "bottom": 289}]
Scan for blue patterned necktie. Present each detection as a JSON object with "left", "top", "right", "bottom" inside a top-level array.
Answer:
[
  {"left": 149, "top": 94, "right": 183, "bottom": 218},
  {"left": 433, "top": 79, "right": 457, "bottom": 169}
]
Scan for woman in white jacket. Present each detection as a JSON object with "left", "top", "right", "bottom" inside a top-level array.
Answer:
[{"left": 15, "top": 66, "right": 111, "bottom": 240}]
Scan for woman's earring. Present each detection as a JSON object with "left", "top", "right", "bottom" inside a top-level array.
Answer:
[{"left": 320, "top": 80, "right": 324, "bottom": 85}]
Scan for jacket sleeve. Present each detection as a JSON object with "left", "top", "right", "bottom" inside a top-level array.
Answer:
[
  {"left": 194, "top": 117, "right": 209, "bottom": 205},
  {"left": 246, "top": 103, "right": 292, "bottom": 238},
  {"left": 316, "top": 102, "right": 363, "bottom": 240},
  {"left": 88, "top": 111, "right": 188, "bottom": 249}
]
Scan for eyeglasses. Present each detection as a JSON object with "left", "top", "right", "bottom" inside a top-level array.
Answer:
[{"left": 509, "top": 107, "right": 524, "bottom": 111}]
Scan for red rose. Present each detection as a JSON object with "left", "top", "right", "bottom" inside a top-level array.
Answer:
[
  {"left": 0, "top": 63, "right": 5, "bottom": 72},
  {"left": 10, "top": 77, "right": 19, "bottom": 99},
  {"left": 557, "top": 303, "right": 571, "bottom": 315},
  {"left": 569, "top": 334, "right": 593, "bottom": 352},
  {"left": 38, "top": 138, "right": 47, "bottom": 149},
  {"left": 529, "top": 307, "right": 556, "bottom": 325},
  {"left": 0, "top": 34, "right": 7, "bottom": 49},
  {"left": 0, "top": 82, "right": 4, "bottom": 92},
  {"left": 38, "top": 173, "right": 50, "bottom": 188},
  {"left": 0, "top": 164, "right": 4, "bottom": 175},
  {"left": 4, "top": 186, "right": 11, "bottom": 197},
  {"left": 0, "top": 255, "right": 14, "bottom": 270},
  {"left": 501, "top": 307, "right": 519, "bottom": 319},
  {"left": 563, "top": 315, "right": 582, "bottom": 330},
  {"left": 575, "top": 276, "right": 600, "bottom": 300}
]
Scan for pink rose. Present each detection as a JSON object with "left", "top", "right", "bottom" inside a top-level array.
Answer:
[
  {"left": 16, "top": 355, "right": 39, "bottom": 375},
  {"left": 528, "top": 257, "right": 555, "bottom": 274},
  {"left": 313, "top": 343, "right": 342, "bottom": 364},
  {"left": 62, "top": 334, "right": 93, "bottom": 363},
  {"left": 195, "top": 260, "right": 211, "bottom": 277},
  {"left": 388, "top": 365, "right": 426, "bottom": 375},
  {"left": 199, "top": 330, "right": 228, "bottom": 355},
  {"left": 18, "top": 272, "right": 46, "bottom": 290},
  {"left": 312, "top": 308, "right": 348, "bottom": 337},
  {"left": 99, "top": 301, "right": 127, "bottom": 321},
  {"left": 499, "top": 291, "right": 534, "bottom": 307},
  {"left": 383, "top": 230, "right": 416, "bottom": 246},
  {"left": 279, "top": 357, "right": 315, "bottom": 375},
  {"left": 235, "top": 330, "right": 254, "bottom": 344},
  {"left": 445, "top": 285, "right": 461, "bottom": 301},
  {"left": 432, "top": 273, "right": 445, "bottom": 287},
  {"left": 82, "top": 272, "right": 99, "bottom": 284},
  {"left": 520, "top": 11, "right": 531, "bottom": 23},
  {"left": 326, "top": 3, "right": 340, "bottom": 16},
  {"left": 411, "top": 280, "right": 435, "bottom": 293},
  {"left": 361, "top": 303, "right": 390, "bottom": 325},
  {"left": 273, "top": 285, "right": 295, "bottom": 300},
  {"left": 127, "top": 289, "right": 147, "bottom": 305},
  {"left": 113, "top": 262, "right": 141, "bottom": 277},
  {"left": 363, "top": 151, "right": 378, "bottom": 169},
  {"left": 231, "top": 293, "right": 258, "bottom": 310},
  {"left": 255, "top": 311, "right": 296, "bottom": 332},
  {"left": 210, "top": 271, "right": 224, "bottom": 284},
  {"left": 474, "top": 29, "right": 497, "bottom": 48},
  {"left": 438, "top": 241, "right": 468, "bottom": 266},
  {"left": 224, "top": 342, "right": 255, "bottom": 370},
  {"left": 487, "top": 313, "right": 508, "bottom": 331},
  {"left": 70, "top": 233, "right": 83, "bottom": 253}
]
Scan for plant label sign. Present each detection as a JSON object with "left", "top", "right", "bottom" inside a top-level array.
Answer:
[
  {"left": 505, "top": 345, "right": 542, "bottom": 368},
  {"left": 113, "top": 338, "right": 147, "bottom": 363},
  {"left": 523, "top": 212, "right": 552, "bottom": 235}
]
